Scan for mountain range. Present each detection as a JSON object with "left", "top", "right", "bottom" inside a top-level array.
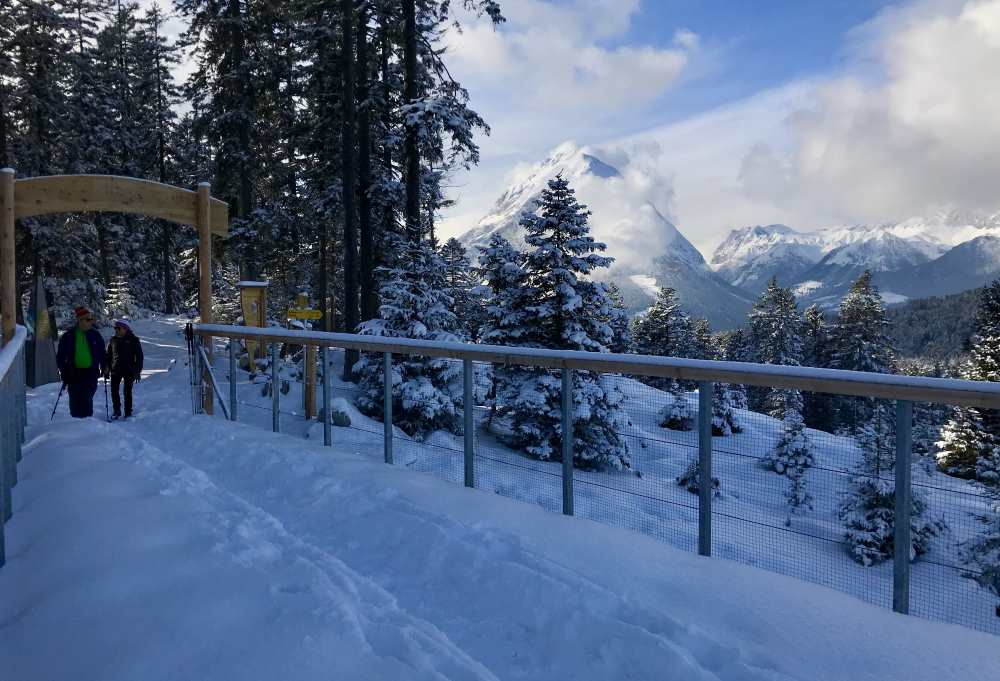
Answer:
[
  {"left": 458, "top": 143, "right": 1000, "bottom": 329},
  {"left": 458, "top": 142, "right": 753, "bottom": 328}
]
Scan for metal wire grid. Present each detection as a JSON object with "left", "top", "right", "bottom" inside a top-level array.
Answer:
[{"left": 203, "top": 345, "right": 1000, "bottom": 636}]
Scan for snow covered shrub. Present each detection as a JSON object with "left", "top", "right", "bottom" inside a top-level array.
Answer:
[
  {"left": 355, "top": 240, "right": 463, "bottom": 439},
  {"left": 765, "top": 409, "right": 813, "bottom": 475},
  {"left": 839, "top": 476, "right": 943, "bottom": 566},
  {"left": 660, "top": 381, "right": 693, "bottom": 431},
  {"left": 785, "top": 465, "right": 813, "bottom": 521},
  {"left": 676, "top": 458, "right": 719, "bottom": 497},
  {"left": 936, "top": 407, "right": 990, "bottom": 479},
  {"left": 712, "top": 382, "right": 742, "bottom": 436}
]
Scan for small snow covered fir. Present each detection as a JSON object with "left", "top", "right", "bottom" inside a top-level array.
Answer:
[
  {"left": 661, "top": 381, "right": 693, "bottom": 431},
  {"left": 711, "top": 381, "right": 742, "bottom": 436},
  {"left": 766, "top": 408, "right": 813, "bottom": 475},
  {"left": 840, "top": 402, "right": 945, "bottom": 566},
  {"left": 676, "top": 458, "right": 720, "bottom": 496}
]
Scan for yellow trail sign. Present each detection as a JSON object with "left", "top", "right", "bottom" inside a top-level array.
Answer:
[{"left": 288, "top": 309, "right": 322, "bottom": 320}]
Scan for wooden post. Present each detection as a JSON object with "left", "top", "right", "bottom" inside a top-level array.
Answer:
[
  {"left": 196, "top": 182, "right": 213, "bottom": 414},
  {"left": 304, "top": 344, "right": 317, "bottom": 419},
  {"left": 0, "top": 169, "right": 15, "bottom": 345}
]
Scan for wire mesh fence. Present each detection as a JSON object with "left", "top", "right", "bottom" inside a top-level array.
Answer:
[{"left": 193, "top": 335, "right": 1000, "bottom": 637}]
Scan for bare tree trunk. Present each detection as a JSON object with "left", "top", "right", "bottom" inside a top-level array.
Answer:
[
  {"left": 357, "top": 2, "right": 375, "bottom": 321},
  {"left": 403, "top": 0, "right": 420, "bottom": 243},
  {"left": 341, "top": 0, "right": 359, "bottom": 379}
]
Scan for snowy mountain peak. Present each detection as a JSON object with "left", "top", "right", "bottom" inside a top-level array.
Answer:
[{"left": 459, "top": 141, "right": 624, "bottom": 252}]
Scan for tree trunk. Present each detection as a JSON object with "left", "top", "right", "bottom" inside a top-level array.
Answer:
[
  {"left": 357, "top": 3, "right": 375, "bottom": 321},
  {"left": 319, "top": 222, "right": 330, "bottom": 332},
  {"left": 96, "top": 215, "right": 111, "bottom": 288},
  {"left": 227, "top": 0, "right": 255, "bottom": 279},
  {"left": 341, "top": 0, "right": 359, "bottom": 379},
  {"left": 403, "top": 0, "right": 420, "bottom": 243}
]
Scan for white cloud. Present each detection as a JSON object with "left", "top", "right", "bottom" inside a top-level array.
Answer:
[
  {"left": 740, "top": 0, "right": 1000, "bottom": 224},
  {"left": 445, "top": 0, "right": 697, "bottom": 154}
]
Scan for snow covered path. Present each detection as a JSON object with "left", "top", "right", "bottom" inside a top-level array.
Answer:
[{"left": 2, "top": 317, "right": 1000, "bottom": 680}]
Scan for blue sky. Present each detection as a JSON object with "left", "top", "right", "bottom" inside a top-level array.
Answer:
[
  {"left": 619, "top": 0, "right": 893, "bottom": 123},
  {"left": 439, "top": 0, "right": 1000, "bottom": 254}
]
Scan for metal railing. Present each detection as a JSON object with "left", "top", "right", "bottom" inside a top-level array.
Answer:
[
  {"left": 191, "top": 323, "right": 1000, "bottom": 630},
  {"left": 0, "top": 326, "right": 28, "bottom": 567}
]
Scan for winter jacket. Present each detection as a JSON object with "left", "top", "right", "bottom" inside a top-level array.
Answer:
[
  {"left": 106, "top": 332, "right": 144, "bottom": 378},
  {"left": 56, "top": 327, "right": 107, "bottom": 385}
]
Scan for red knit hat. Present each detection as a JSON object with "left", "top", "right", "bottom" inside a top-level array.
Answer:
[{"left": 75, "top": 306, "right": 92, "bottom": 318}]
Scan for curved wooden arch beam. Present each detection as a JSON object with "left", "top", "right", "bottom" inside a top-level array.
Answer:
[{"left": 13, "top": 175, "right": 229, "bottom": 235}]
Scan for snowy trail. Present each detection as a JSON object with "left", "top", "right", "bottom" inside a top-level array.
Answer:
[{"left": 3, "top": 317, "right": 1000, "bottom": 680}]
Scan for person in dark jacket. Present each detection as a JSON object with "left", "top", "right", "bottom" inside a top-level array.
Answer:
[
  {"left": 55, "top": 306, "right": 108, "bottom": 418},
  {"left": 105, "top": 319, "right": 143, "bottom": 419}
]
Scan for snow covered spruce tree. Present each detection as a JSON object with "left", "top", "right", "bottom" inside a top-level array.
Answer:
[
  {"left": 491, "top": 175, "right": 629, "bottom": 470},
  {"left": 605, "top": 282, "right": 634, "bottom": 354},
  {"left": 440, "top": 237, "right": 484, "bottom": 340},
  {"left": 748, "top": 277, "right": 804, "bottom": 419},
  {"left": 937, "top": 280, "right": 1000, "bottom": 478},
  {"left": 963, "top": 451, "right": 1000, "bottom": 603},
  {"left": 477, "top": 233, "right": 531, "bottom": 425},
  {"left": 767, "top": 408, "right": 813, "bottom": 476},
  {"left": 830, "top": 271, "right": 896, "bottom": 431},
  {"left": 632, "top": 286, "right": 691, "bottom": 389},
  {"left": 354, "top": 239, "right": 463, "bottom": 438},
  {"left": 801, "top": 304, "right": 834, "bottom": 431},
  {"left": 839, "top": 400, "right": 944, "bottom": 566}
]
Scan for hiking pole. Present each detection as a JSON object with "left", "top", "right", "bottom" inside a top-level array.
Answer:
[
  {"left": 104, "top": 376, "right": 111, "bottom": 422},
  {"left": 50, "top": 383, "right": 67, "bottom": 421}
]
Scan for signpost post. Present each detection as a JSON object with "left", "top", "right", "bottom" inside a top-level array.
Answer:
[{"left": 288, "top": 294, "right": 322, "bottom": 419}]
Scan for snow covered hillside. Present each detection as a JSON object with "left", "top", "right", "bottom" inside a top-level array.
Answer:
[
  {"left": 458, "top": 142, "right": 752, "bottom": 328},
  {"left": 3, "top": 317, "right": 1000, "bottom": 679}
]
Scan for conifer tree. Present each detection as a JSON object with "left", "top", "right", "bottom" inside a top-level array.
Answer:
[
  {"left": 605, "top": 282, "right": 633, "bottom": 354},
  {"left": 801, "top": 304, "right": 834, "bottom": 431},
  {"left": 493, "top": 175, "right": 629, "bottom": 470},
  {"left": 748, "top": 277, "right": 803, "bottom": 418},
  {"left": 354, "top": 238, "right": 463, "bottom": 438},
  {"left": 660, "top": 381, "right": 693, "bottom": 431},
  {"left": 632, "top": 286, "right": 690, "bottom": 389},
  {"left": 830, "top": 271, "right": 895, "bottom": 432},
  {"left": 766, "top": 408, "right": 813, "bottom": 476},
  {"left": 840, "top": 401, "right": 944, "bottom": 566},
  {"left": 937, "top": 281, "right": 1000, "bottom": 478},
  {"left": 440, "top": 237, "right": 481, "bottom": 339}
]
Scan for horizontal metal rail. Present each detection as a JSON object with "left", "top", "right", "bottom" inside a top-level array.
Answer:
[{"left": 193, "top": 324, "right": 1000, "bottom": 408}]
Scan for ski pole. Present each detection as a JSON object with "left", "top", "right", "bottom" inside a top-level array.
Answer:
[
  {"left": 104, "top": 376, "right": 110, "bottom": 422},
  {"left": 50, "top": 383, "right": 66, "bottom": 421}
]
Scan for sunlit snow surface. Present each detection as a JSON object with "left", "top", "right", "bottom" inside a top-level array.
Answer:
[{"left": 1, "top": 316, "right": 999, "bottom": 680}]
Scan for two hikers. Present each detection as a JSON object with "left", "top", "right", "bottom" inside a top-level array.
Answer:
[
  {"left": 55, "top": 307, "right": 106, "bottom": 418},
  {"left": 105, "top": 319, "right": 143, "bottom": 419},
  {"left": 56, "top": 310, "right": 143, "bottom": 419}
]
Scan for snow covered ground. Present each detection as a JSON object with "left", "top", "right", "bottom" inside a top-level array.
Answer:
[{"left": 2, "top": 316, "right": 1000, "bottom": 680}]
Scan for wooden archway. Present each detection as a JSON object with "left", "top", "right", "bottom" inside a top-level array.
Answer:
[{"left": 0, "top": 170, "right": 229, "bottom": 345}]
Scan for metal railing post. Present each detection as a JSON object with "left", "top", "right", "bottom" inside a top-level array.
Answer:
[
  {"left": 463, "top": 359, "right": 474, "bottom": 488},
  {"left": 383, "top": 352, "right": 393, "bottom": 464},
  {"left": 562, "top": 368, "right": 574, "bottom": 516},
  {"left": 321, "top": 346, "right": 332, "bottom": 447},
  {"left": 894, "top": 399, "right": 913, "bottom": 615},
  {"left": 228, "top": 340, "right": 238, "bottom": 422},
  {"left": 698, "top": 381, "right": 713, "bottom": 557},
  {"left": 271, "top": 343, "right": 280, "bottom": 433}
]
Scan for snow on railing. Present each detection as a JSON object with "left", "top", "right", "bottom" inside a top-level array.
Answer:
[
  {"left": 0, "top": 326, "right": 28, "bottom": 568},
  {"left": 191, "top": 322, "right": 1000, "bottom": 622}
]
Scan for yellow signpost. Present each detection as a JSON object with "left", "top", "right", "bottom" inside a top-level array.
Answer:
[
  {"left": 239, "top": 281, "right": 269, "bottom": 362},
  {"left": 288, "top": 293, "right": 321, "bottom": 419}
]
